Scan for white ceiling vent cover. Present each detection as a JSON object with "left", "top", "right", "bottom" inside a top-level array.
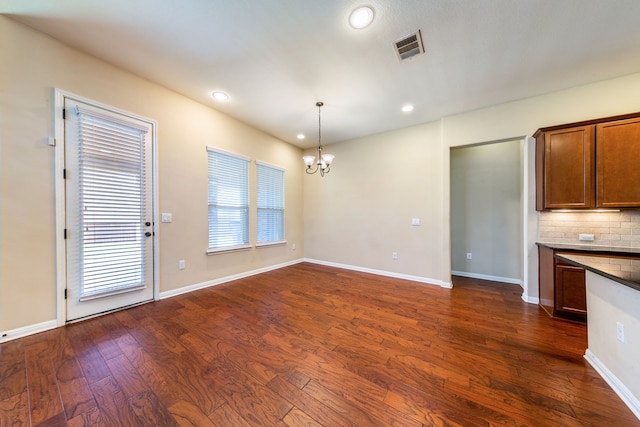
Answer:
[{"left": 394, "top": 30, "right": 425, "bottom": 61}]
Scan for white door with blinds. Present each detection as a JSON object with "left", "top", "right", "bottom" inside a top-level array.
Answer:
[{"left": 64, "top": 98, "right": 154, "bottom": 321}]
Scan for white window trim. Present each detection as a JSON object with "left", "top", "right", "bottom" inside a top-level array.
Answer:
[
  {"left": 206, "top": 145, "right": 251, "bottom": 161},
  {"left": 255, "top": 241, "right": 287, "bottom": 248},
  {"left": 205, "top": 244, "right": 253, "bottom": 255},
  {"left": 255, "top": 159, "right": 286, "bottom": 171}
]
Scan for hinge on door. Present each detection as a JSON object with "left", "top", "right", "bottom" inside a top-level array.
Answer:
[
  {"left": 63, "top": 169, "right": 67, "bottom": 179},
  {"left": 62, "top": 108, "right": 66, "bottom": 120},
  {"left": 64, "top": 289, "right": 68, "bottom": 300},
  {"left": 64, "top": 229, "right": 67, "bottom": 239}
]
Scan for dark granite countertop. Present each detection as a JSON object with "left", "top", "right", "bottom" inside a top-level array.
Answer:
[
  {"left": 537, "top": 242, "right": 640, "bottom": 256},
  {"left": 555, "top": 253, "right": 640, "bottom": 292}
]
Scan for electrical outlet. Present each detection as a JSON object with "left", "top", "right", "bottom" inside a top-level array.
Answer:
[
  {"left": 292, "top": 243, "right": 296, "bottom": 251},
  {"left": 392, "top": 252, "right": 398, "bottom": 260},
  {"left": 579, "top": 233, "right": 595, "bottom": 241},
  {"left": 466, "top": 252, "right": 472, "bottom": 260},
  {"left": 616, "top": 322, "right": 625, "bottom": 343},
  {"left": 161, "top": 213, "right": 173, "bottom": 223},
  {"left": 178, "top": 260, "right": 185, "bottom": 270}
]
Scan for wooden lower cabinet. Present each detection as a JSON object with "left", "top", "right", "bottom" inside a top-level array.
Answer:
[
  {"left": 538, "top": 246, "right": 586, "bottom": 323},
  {"left": 554, "top": 261, "right": 586, "bottom": 318}
]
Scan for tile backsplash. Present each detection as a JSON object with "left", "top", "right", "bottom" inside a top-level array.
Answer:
[{"left": 538, "top": 211, "right": 640, "bottom": 248}]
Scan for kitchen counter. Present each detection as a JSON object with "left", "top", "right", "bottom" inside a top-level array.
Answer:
[
  {"left": 537, "top": 243, "right": 640, "bottom": 323},
  {"left": 537, "top": 241, "right": 640, "bottom": 256},
  {"left": 555, "top": 253, "right": 640, "bottom": 293}
]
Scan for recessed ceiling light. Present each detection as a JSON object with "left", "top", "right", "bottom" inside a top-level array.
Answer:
[
  {"left": 211, "top": 91, "right": 229, "bottom": 101},
  {"left": 349, "top": 6, "right": 375, "bottom": 29},
  {"left": 402, "top": 104, "right": 415, "bottom": 113},
  {"left": 297, "top": 134, "right": 305, "bottom": 140}
]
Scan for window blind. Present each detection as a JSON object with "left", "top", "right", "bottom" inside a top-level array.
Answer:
[
  {"left": 256, "top": 162, "right": 285, "bottom": 244},
  {"left": 76, "top": 106, "right": 148, "bottom": 299},
  {"left": 207, "top": 147, "right": 249, "bottom": 250}
]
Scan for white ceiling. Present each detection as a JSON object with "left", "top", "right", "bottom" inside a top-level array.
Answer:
[{"left": 2, "top": 0, "right": 640, "bottom": 148}]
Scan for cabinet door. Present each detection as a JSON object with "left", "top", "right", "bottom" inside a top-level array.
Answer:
[
  {"left": 543, "top": 126, "right": 595, "bottom": 209},
  {"left": 596, "top": 117, "right": 640, "bottom": 208},
  {"left": 555, "top": 264, "right": 586, "bottom": 317}
]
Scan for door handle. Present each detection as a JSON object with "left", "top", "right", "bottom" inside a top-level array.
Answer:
[
  {"left": 145, "top": 231, "right": 152, "bottom": 237},
  {"left": 145, "top": 222, "right": 151, "bottom": 227}
]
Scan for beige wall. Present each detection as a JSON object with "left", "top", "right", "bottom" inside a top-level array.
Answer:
[
  {"left": 304, "top": 73, "right": 640, "bottom": 299},
  {"left": 0, "top": 17, "right": 304, "bottom": 334},
  {"left": 450, "top": 140, "right": 522, "bottom": 282},
  {"left": 444, "top": 74, "right": 640, "bottom": 300},
  {"left": 4, "top": 14, "right": 640, "bottom": 336},
  {"left": 303, "top": 121, "right": 446, "bottom": 283}
]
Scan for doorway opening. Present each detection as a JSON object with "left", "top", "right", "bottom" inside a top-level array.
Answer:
[{"left": 450, "top": 139, "right": 524, "bottom": 286}]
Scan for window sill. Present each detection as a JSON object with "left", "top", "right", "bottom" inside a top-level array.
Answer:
[
  {"left": 206, "top": 244, "right": 252, "bottom": 255},
  {"left": 256, "top": 241, "right": 287, "bottom": 248}
]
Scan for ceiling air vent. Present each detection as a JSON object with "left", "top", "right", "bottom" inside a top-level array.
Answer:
[{"left": 394, "top": 30, "right": 425, "bottom": 61}]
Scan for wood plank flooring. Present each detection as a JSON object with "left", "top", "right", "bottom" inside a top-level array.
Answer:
[{"left": 1, "top": 263, "right": 638, "bottom": 426}]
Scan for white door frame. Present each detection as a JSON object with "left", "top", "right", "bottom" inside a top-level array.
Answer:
[
  {"left": 53, "top": 89, "right": 159, "bottom": 326},
  {"left": 446, "top": 137, "right": 530, "bottom": 296}
]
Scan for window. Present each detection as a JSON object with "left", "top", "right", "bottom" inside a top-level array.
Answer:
[
  {"left": 256, "top": 162, "right": 285, "bottom": 245},
  {"left": 207, "top": 147, "right": 249, "bottom": 251}
]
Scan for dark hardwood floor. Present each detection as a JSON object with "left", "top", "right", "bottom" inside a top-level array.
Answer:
[{"left": 1, "top": 263, "right": 638, "bottom": 426}]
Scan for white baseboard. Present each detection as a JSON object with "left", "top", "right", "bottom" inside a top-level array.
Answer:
[
  {"left": 159, "top": 258, "right": 305, "bottom": 300},
  {"left": 0, "top": 320, "right": 58, "bottom": 343},
  {"left": 520, "top": 294, "right": 540, "bottom": 304},
  {"left": 305, "top": 258, "right": 452, "bottom": 288},
  {"left": 451, "top": 270, "right": 523, "bottom": 286},
  {"left": 585, "top": 349, "right": 640, "bottom": 421}
]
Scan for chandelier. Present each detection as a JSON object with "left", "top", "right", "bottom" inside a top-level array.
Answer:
[{"left": 303, "top": 102, "right": 334, "bottom": 176}]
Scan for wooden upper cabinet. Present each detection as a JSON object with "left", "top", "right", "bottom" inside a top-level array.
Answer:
[
  {"left": 596, "top": 117, "right": 640, "bottom": 208},
  {"left": 540, "top": 125, "right": 595, "bottom": 209},
  {"left": 535, "top": 112, "right": 640, "bottom": 211}
]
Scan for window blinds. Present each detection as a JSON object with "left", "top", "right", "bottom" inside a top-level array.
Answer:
[
  {"left": 207, "top": 148, "right": 249, "bottom": 250},
  {"left": 256, "top": 162, "right": 285, "bottom": 244},
  {"left": 75, "top": 106, "right": 148, "bottom": 299}
]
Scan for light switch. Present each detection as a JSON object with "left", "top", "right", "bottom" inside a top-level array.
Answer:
[
  {"left": 411, "top": 218, "right": 421, "bottom": 226},
  {"left": 161, "top": 213, "right": 172, "bottom": 223}
]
